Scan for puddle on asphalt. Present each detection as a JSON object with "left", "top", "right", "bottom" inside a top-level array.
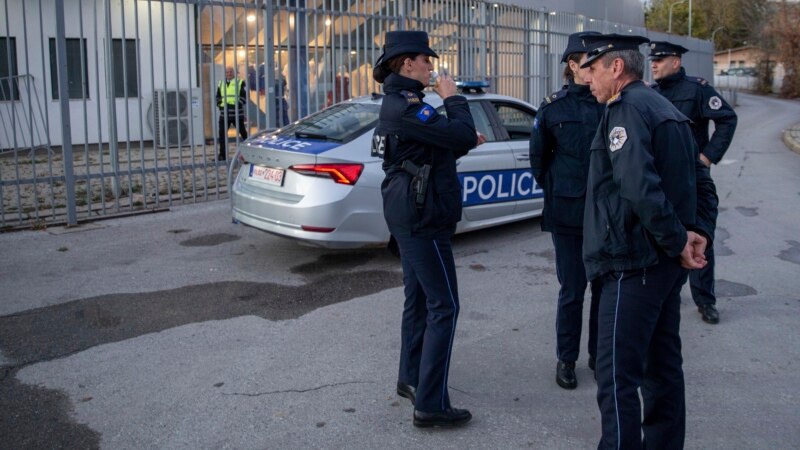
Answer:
[
  {"left": 735, "top": 206, "right": 758, "bottom": 217},
  {"left": 777, "top": 240, "right": 800, "bottom": 265},
  {"left": 0, "top": 268, "right": 402, "bottom": 448},
  {"left": 714, "top": 227, "right": 734, "bottom": 257},
  {"left": 179, "top": 233, "right": 241, "bottom": 247},
  {"left": 714, "top": 280, "right": 758, "bottom": 298},
  {"left": 290, "top": 251, "right": 379, "bottom": 275}
]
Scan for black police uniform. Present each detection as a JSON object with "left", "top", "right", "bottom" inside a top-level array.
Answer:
[
  {"left": 651, "top": 42, "right": 738, "bottom": 316},
  {"left": 529, "top": 79, "right": 604, "bottom": 372},
  {"left": 580, "top": 34, "right": 718, "bottom": 449},
  {"left": 372, "top": 35, "right": 477, "bottom": 416}
]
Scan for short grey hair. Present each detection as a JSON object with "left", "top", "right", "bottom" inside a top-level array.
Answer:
[{"left": 600, "top": 49, "right": 644, "bottom": 80}]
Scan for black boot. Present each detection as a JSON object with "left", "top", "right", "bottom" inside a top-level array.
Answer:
[{"left": 556, "top": 360, "right": 577, "bottom": 389}]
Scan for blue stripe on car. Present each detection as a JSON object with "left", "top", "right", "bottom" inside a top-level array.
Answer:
[
  {"left": 458, "top": 168, "right": 543, "bottom": 206},
  {"left": 248, "top": 136, "right": 341, "bottom": 154}
]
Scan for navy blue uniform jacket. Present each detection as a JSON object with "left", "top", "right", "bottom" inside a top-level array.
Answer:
[
  {"left": 374, "top": 73, "right": 477, "bottom": 237},
  {"left": 653, "top": 67, "right": 738, "bottom": 164},
  {"left": 583, "top": 81, "right": 718, "bottom": 281},
  {"left": 529, "top": 81, "right": 605, "bottom": 235}
]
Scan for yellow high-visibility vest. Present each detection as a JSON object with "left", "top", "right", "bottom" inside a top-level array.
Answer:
[{"left": 218, "top": 79, "right": 243, "bottom": 106}]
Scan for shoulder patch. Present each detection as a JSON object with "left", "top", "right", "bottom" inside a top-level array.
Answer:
[
  {"left": 533, "top": 117, "right": 539, "bottom": 130},
  {"left": 687, "top": 76, "right": 708, "bottom": 86},
  {"left": 609, "top": 127, "right": 627, "bottom": 152},
  {"left": 403, "top": 90, "right": 421, "bottom": 104},
  {"left": 543, "top": 89, "right": 567, "bottom": 105},
  {"left": 416, "top": 105, "right": 435, "bottom": 123},
  {"left": 708, "top": 95, "right": 722, "bottom": 110}
]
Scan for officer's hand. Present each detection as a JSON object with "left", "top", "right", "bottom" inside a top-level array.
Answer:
[
  {"left": 699, "top": 154, "right": 712, "bottom": 168},
  {"left": 433, "top": 74, "right": 458, "bottom": 100},
  {"left": 680, "top": 231, "right": 707, "bottom": 269},
  {"left": 476, "top": 132, "right": 487, "bottom": 146}
]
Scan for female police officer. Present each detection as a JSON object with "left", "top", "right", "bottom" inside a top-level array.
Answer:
[
  {"left": 372, "top": 30, "right": 481, "bottom": 428},
  {"left": 529, "top": 31, "right": 604, "bottom": 390}
]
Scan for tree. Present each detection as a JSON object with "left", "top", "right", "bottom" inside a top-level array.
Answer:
[
  {"left": 645, "top": 0, "right": 768, "bottom": 51},
  {"left": 764, "top": 1, "right": 800, "bottom": 97}
]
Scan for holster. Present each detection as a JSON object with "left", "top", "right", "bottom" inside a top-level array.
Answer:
[{"left": 401, "top": 160, "right": 431, "bottom": 207}]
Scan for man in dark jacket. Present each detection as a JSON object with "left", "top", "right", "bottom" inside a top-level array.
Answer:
[
  {"left": 581, "top": 33, "right": 718, "bottom": 449},
  {"left": 529, "top": 31, "right": 604, "bottom": 390},
  {"left": 651, "top": 41, "right": 738, "bottom": 324}
]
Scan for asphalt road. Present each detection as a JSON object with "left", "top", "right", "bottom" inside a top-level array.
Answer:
[{"left": 1, "top": 92, "right": 799, "bottom": 449}]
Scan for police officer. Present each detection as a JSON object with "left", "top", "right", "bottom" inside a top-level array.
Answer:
[
  {"left": 650, "top": 41, "right": 738, "bottom": 324},
  {"left": 529, "top": 31, "right": 604, "bottom": 390},
  {"left": 581, "top": 33, "right": 718, "bottom": 448},
  {"left": 216, "top": 66, "right": 248, "bottom": 161},
  {"left": 371, "top": 30, "right": 481, "bottom": 428}
]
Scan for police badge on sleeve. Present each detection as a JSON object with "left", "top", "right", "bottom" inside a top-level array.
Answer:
[
  {"left": 708, "top": 96, "right": 722, "bottom": 110},
  {"left": 609, "top": 127, "right": 627, "bottom": 152}
]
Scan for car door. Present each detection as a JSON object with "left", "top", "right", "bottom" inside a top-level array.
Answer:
[
  {"left": 488, "top": 100, "right": 544, "bottom": 216},
  {"left": 447, "top": 100, "right": 517, "bottom": 224}
]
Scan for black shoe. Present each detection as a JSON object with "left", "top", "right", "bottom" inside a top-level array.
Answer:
[
  {"left": 396, "top": 382, "right": 416, "bottom": 404},
  {"left": 413, "top": 408, "right": 472, "bottom": 428},
  {"left": 698, "top": 304, "right": 720, "bottom": 324},
  {"left": 556, "top": 361, "right": 577, "bottom": 389},
  {"left": 588, "top": 356, "right": 596, "bottom": 372}
]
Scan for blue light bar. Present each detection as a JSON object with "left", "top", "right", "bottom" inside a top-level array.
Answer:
[{"left": 456, "top": 80, "right": 490, "bottom": 89}]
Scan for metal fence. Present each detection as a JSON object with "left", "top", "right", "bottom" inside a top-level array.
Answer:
[{"left": 1, "top": 0, "right": 706, "bottom": 229}]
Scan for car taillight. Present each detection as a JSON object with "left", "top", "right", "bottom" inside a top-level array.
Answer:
[{"left": 290, "top": 163, "right": 364, "bottom": 185}]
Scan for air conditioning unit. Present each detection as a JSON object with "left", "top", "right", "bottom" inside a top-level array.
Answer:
[{"left": 153, "top": 89, "right": 204, "bottom": 148}]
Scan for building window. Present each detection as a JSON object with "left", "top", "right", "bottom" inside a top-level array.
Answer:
[
  {"left": 49, "top": 38, "right": 89, "bottom": 100},
  {"left": 0, "top": 37, "right": 19, "bottom": 101},
  {"left": 112, "top": 38, "right": 138, "bottom": 98}
]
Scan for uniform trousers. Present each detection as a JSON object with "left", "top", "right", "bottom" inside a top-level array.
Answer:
[
  {"left": 689, "top": 243, "right": 715, "bottom": 307},
  {"left": 218, "top": 114, "right": 248, "bottom": 159},
  {"left": 395, "top": 230, "right": 460, "bottom": 413},
  {"left": 595, "top": 257, "right": 688, "bottom": 450},
  {"left": 552, "top": 233, "right": 601, "bottom": 363}
]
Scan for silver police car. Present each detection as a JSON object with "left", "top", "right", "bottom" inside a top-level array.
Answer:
[{"left": 231, "top": 82, "right": 543, "bottom": 249}]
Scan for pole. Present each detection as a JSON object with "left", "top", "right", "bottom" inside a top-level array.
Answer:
[
  {"left": 668, "top": 0, "right": 687, "bottom": 34},
  {"left": 55, "top": 0, "right": 77, "bottom": 226},
  {"left": 688, "top": 0, "right": 692, "bottom": 37}
]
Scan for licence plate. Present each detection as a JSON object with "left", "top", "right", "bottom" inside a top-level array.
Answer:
[{"left": 249, "top": 164, "right": 285, "bottom": 186}]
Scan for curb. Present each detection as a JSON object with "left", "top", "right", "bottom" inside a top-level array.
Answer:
[{"left": 783, "top": 122, "right": 800, "bottom": 155}]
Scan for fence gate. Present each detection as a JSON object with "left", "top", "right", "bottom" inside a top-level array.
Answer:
[{"left": 1, "top": 0, "right": 666, "bottom": 230}]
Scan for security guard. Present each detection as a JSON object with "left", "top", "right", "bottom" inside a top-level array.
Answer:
[
  {"left": 581, "top": 34, "right": 718, "bottom": 448},
  {"left": 650, "top": 41, "right": 738, "bottom": 324},
  {"left": 371, "top": 30, "right": 480, "bottom": 428},
  {"left": 529, "top": 31, "right": 604, "bottom": 390},
  {"left": 216, "top": 66, "right": 248, "bottom": 161}
]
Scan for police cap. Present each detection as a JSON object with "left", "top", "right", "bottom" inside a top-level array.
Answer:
[
  {"left": 648, "top": 41, "right": 689, "bottom": 59},
  {"left": 374, "top": 31, "right": 439, "bottom": 68},
  {"left": 560, "top": 31, "right": 601, "bottom": 63},
  {"left": 580, "top": 33, "right": 650, "bottom": 68}
]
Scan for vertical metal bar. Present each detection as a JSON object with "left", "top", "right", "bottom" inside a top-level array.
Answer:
[
  {"left": 196, "top": 3, "right": 209, "bottom": 200},
  {"left": 76, "top": 0, "right": 91, "bottom": 216},
  {"left": 186, "top": 2, "right": 200, "bottom": 201},
  {"left": 103, "top": 0, "right": 120, "bottom": 205},
  {"left": 265, "top": 0, "right": 275, "bottom": 129},
  {"left": 120, "top": 0, "right": 133, "bottom": 210},
  {"left": 55, "top": 0, "right": 77, "bottom": 226},
  {"left": 132, "top": 0, "right": 147, "bottom": 205},
  {"left": 159, "top": 0, "right": 172, "bottom": 205},
  {"left": 146, "top": 0, "right": 160, "bottom": 205},
  {"left": 171, "top": 0, "right": 185, "bottom": 201},
  {"left": 92, "top": 0, "right": 106, "bottom": 214}
]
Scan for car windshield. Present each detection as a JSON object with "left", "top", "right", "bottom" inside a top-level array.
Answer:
[{"left": 274, "top": 102, "right": 380, "bottom": 143}]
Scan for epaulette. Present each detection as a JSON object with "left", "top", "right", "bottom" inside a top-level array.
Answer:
[
  {"left": 686, "top": 76, "right": 708, "bottom": 86},
  {"left": 400, "top": 90, "right": 421, "bottom": 104},
  {"left": 606, "top": 92, "right": 622, "bottom": 106},
  {"left": 542, "top": 88, "right": 567, "bottom": 105}
]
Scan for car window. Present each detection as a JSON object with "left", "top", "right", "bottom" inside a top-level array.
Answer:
[
  {"left": 492, "top": 102, "right": 535, "bottom": 141},
  {"left": 436, "top": 101, "right": 497, "bottom": 142},
  {"left": 273, "top": 102, "right": 380, "bottom": 143}
]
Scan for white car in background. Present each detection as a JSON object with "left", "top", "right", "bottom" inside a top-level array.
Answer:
[{"left": 231, "top": 82, "right": 543, "bottom": 249}]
